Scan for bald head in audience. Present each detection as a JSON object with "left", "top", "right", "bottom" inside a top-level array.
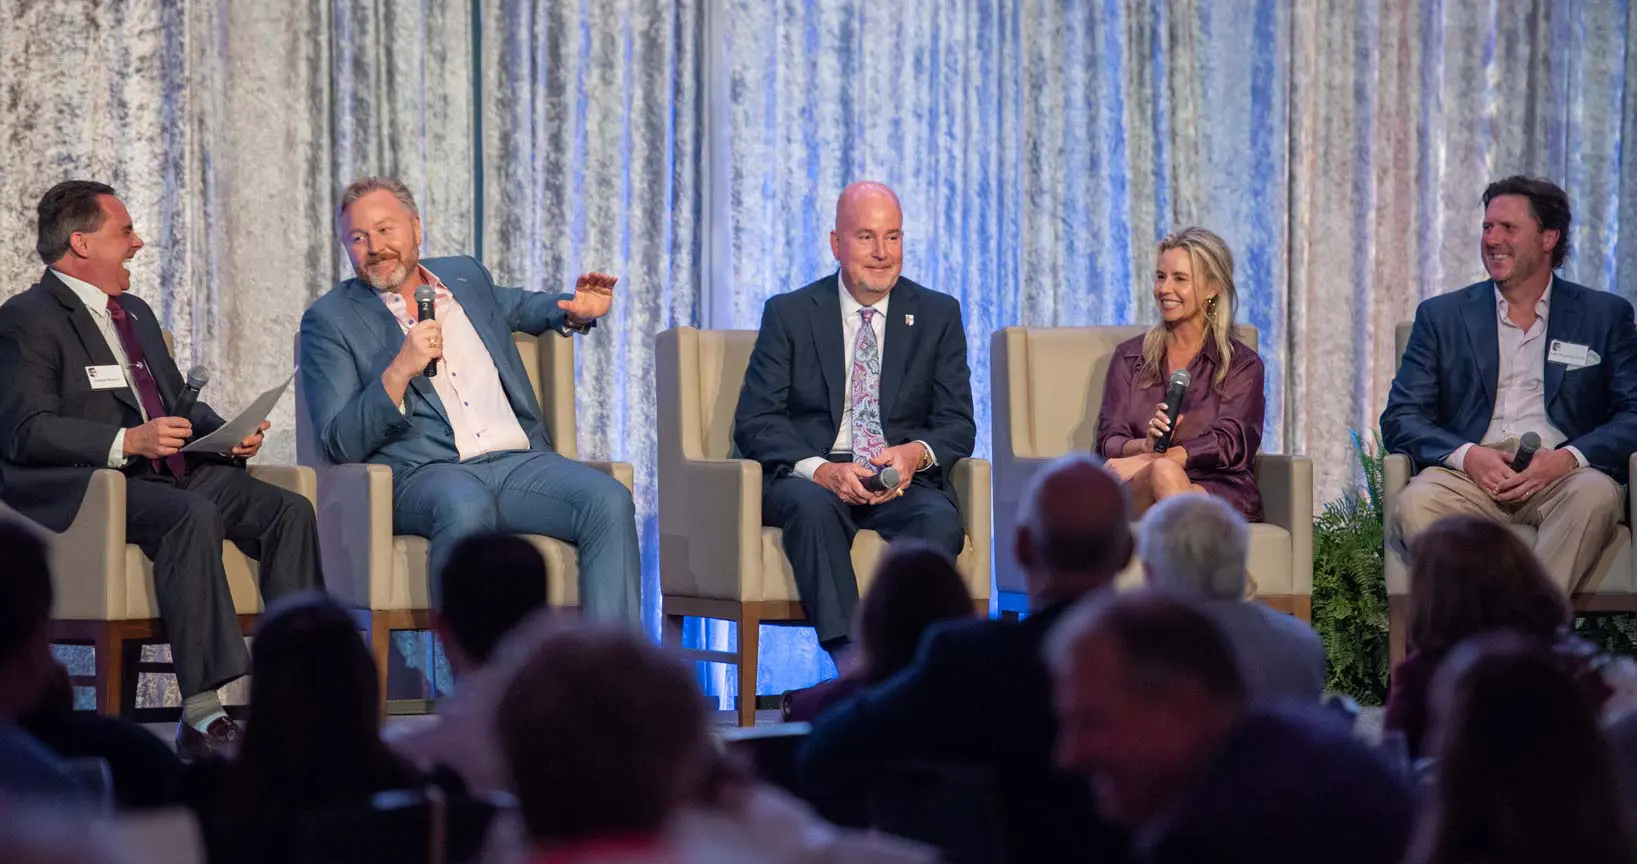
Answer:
[{"left": 1016, "top": 454, "right": 1134, "bottom": 609}]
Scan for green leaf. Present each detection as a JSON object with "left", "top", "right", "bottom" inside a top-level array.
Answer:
[{"left": 1310, "top": 429, "right": 1389, "bottom": 705}]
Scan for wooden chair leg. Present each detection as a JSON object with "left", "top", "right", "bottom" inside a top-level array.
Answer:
[
  {"left": 1388, "top": 595, "right": 1408, "bottom": 665},
  {"left": 96, "top": 624, "right": 121, "bottom": 717},
  {"left": 369, "top": 614, "right": 392, "bottom": 720},
  {"left": 1291, "top": 595, "right": 1313, "bottom": 623},
  {"left": 736, "top": 608, "right": 760, "bottom": 728}
]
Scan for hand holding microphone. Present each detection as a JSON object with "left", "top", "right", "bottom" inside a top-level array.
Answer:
[
  {"left": 1510, "top": 432, "right": 1542, "bottom": 473},
  {"left": 172, "top": 366, "right": 209, "bottom": 426},
  {"left": 1150, "top": 370, "right": 1191, "bottom": 454},
  {"left": 415, "top": 285, "right": 440, "bottom": 377}
]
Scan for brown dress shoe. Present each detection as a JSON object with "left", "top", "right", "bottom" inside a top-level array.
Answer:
[{"left": 175, "top": 716, "right": 243, "bottom": 760}]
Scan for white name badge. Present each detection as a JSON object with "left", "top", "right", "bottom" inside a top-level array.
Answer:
[
  {"left": 1548, "top": 340, "right": 1590, "bottom": 366},
  {"left": 85, "top": 364, "right": 126, "bottom": 391}
]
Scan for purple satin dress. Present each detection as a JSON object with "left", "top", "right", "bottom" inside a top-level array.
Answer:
[{"left": 1095, "top": 335, "right": 1266, "bottom": 522}]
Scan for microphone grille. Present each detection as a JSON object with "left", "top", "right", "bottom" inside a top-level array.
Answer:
[
  {"left": 414, "top": 284, "right": 437, "bottom": 304},
  {"left": 185, "top": 366, "right": 210, "bottom": 388},
  {"left": 1169, "top": 369, "right": 1192, "bottom": 388},
  {"left": 880, "top": 466, "right": 901, "bottom": 488},
  {"left": 1520, "top": 431, "right": 1542, "bottom": 449}
]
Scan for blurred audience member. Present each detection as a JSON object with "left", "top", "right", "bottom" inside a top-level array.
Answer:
[
  {"left": 797, "top": 454, "right": 1132, "bottom": 863},
  {"left": 496, "top": 623, "right": 933, "bottom": 863},
  {"left": 388, "top": 534, "right": 549, "bottom": 794},
  {"left": 784, "top": 543, "right": 974, "bottom": 722},
  {"left": 1386, "top": 515, "right": 1637, "bottom": 759},
  {"left": 20, "top": 662, "right": 184, "bottom": 810},
  {"left": 1047, "top": 590, "right": 1411, "bottom": 864},
  {"left": 1139, "top": 493, "right": 1325, "bottom": 701},
  {"left": 192, "top": 592, "right": 425, "bottom": 864},
  {"left": 0, "top": 519, "right": 77, "bottom": 802},
  {"left": 1405, "top": 634, "right": 1633, "bottom": 864}
]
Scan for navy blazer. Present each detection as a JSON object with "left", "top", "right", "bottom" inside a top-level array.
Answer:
[
  {"left": 0, "top": 271, "right": 229, "bottom": 532},
  {"left": 1381, "top": 278, "right": 1637, "bottom": 483},
  {"left": 732, "top": 274, "right": 976, "bottom": 498},
  {"left": 298, "top": 256, "right": 578, "bottom": 486}
]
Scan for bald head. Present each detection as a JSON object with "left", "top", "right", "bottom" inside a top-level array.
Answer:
[
  {"left": 831, "top": 181, "right": 904, "bottom": 303},
  {"left": 1016, "top": 454, "right": 1133, "bottom": 604}
]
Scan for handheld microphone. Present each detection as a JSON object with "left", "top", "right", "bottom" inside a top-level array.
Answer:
[
  {"left": 861, "top": 466, "right": 902, "bottom": 494},
  {"left": 1511, "top": 432, "right": 1542, "bottom": 472},
  {"left": 1153, "top": 369, "right": 1191, "bottom": 454},
  {"left": 414, "top": 284, "right": 438, "bottom": 377},
  {"left": 172, "top": 366, "right": 209, "bottom": 424}
]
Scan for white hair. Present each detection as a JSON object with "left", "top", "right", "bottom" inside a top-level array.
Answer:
[{"left": 1138, "top": 494, "right": 1248, "bottom": 600}]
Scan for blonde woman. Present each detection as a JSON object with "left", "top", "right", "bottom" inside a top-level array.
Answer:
[{"left": 1096, "top": 228, "right": 1266, "bottom": 520}]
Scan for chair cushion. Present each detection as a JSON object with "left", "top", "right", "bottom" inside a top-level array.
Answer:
[
  {"left": 386, "top": 535, "right": 581, "bottom": 611},
  {"left": 121, "top": 545, "right": 266, "bottom": 620},
  {"left": 751, "top": 528, "right": 982, "bottom": 606},
  {"left": 1507, "top": 524, "right": 1636, "bottom": 595}
]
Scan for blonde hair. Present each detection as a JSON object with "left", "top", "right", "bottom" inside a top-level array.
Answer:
[{"left": 1139, "top": 227, "right": 1239, "bottom": 391}]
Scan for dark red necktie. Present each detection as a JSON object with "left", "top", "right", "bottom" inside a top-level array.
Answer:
[{"left": 106, "top": 296, "right": 186, "bottom": 479}]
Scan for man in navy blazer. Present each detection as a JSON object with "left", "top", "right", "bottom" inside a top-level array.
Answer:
[
  {"left": 1382, "top": 176, "right": 1637, "bottom": 590},
  {"left": 299, "top": 178, "right": 639, "bottom": 623},
  {"left": 733, "top": 182, "right": 974, "bottom": 654}
]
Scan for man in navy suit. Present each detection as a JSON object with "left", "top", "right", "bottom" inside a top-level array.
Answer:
[
  {"left": 1383, "top": 176, "right": 1637, "bottom": 591},
  {"left": 733, "top": 181, "right": 974, "bottom": 655},
  {"left": 299, "top": 177, "right": 639, "bottom": 623}
]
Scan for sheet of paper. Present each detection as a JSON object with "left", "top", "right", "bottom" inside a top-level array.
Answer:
[{"left": 181, "top": 374, "right": 294, "bottom": 455}]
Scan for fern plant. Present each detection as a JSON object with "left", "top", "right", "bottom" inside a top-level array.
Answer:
[{"left": 1311, "top": 430, "right": 1390, "bottom": 704}]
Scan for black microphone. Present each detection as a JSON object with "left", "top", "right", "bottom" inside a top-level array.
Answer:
[
  {"left": 414, "top": 284, "right": 438, "bottom": 378},
  {"left": 1511, "top": 432, "right": 1542, "bottom": 472},
  {"left": 1153, "top": 369, "right": 1191, "bottom": 454},
  {"left": 861, "top": 466, "right": 902, "bottom": 493},
  {"left": 172, "top": 366, "right": 209, "bottom": 424}
]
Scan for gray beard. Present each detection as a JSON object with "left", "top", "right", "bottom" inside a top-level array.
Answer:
[{"left": 361, "top": 260, "right": 411, "bottom": 291}]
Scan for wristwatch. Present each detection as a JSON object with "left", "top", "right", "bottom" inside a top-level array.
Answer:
[{"left": 916, "top": 443, "right": 935, "bottom": 472}]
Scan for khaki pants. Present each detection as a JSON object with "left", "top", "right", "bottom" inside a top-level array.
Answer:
[{"left": 1391, "top": 466, "right": 1623, "bottom": 592}]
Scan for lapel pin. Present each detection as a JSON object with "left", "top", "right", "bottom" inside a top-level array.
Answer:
[{"left": 905, "top": 314, "right": 915, "bottom": 327}]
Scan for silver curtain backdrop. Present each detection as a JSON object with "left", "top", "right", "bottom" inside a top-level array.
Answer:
[{"left": 4, "top": 0, "right": 1636, "bottom": 702}]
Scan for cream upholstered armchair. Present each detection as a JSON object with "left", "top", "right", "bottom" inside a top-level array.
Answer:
[
  {"left": 991, "top": 326, "right": 1313, "bottom": 619},
  {"left": 32, "top": 334, "right": 316, "bottom": 716},
  {"left": 294, "top": 331, "right": 633, "bottom": 706},
  {"left": 657, "top": 326, "right": 993, "bottom": 727},
  {"left": 1383, "top": 322, "right": 1636, "bottom": 661}
]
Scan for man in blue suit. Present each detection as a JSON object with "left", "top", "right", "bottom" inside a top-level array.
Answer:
[
  {"left": 733, "top": 181, "right": 974, "bottom": 656},
  {"left": 299, "top": 177, "right": 639, "bottom": 623},
  {"left": 1382, "top": 176, "right": 1637, "bottom": 590}
]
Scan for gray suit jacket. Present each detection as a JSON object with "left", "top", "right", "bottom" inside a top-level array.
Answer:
[{"left": 1202, "top": 601, "right": 1326, "bottom": 702}]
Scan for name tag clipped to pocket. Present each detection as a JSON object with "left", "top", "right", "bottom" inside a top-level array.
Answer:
[
  {"left": 85, "top": 364, "right": 126, "bottom": 391},
  {"left": 1547, "top": 340, "right": 1591, "bottom": 367}
]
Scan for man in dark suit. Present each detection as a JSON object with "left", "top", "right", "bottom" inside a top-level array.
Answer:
[
  {"left": 0, "top": 181, "right": 322, "bottom": 756},
  {"left": 1046, "top": 590, "right": 1412, "bottom": 864},
  {"left": 796, "top": 455, "right": 1131, "bottom": 863},
  {"left": 299, "top": 177, "right": 639, "bottom": 622},
  {"left": 733, "top": 181, "right": 974, "bottom": 654},
  {"left": 1382, "top": 175, "right": 1637, "bottom": 591}
]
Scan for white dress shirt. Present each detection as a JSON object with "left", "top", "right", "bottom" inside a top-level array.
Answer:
[
  {"left": 793, "top": 277, "right": 934, "bottom": 481},
  {"left": 53, "top": 270, "right": 140, "bottom": 468},
  {"left": 1447, "top": 278, "right": 1587, "bottom": 471}
]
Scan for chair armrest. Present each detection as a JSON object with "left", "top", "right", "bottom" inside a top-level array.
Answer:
[
  {"left": 1628, "top": 453, "right": 1637, "bottom": 526},
  {"left": 248, "top": 465, "right": 318, "bottom": 508},
  {"left": 580, "top": 460, "right": 635, "bottom": 494},
  {"left": 1255, "top": 454, "right": 1313, "bottom": 594},
  {"left": 52, "top": 469, "right": 128, "bottom": 620},
  {"left": 950, "top": 458, "right": 993, "bottom": 601},
  {"left": 659, "top": 458, "right": 762, "bottom": 599},
  {"left": 315, "top": 463, "right": 395, "bottom": 609}
]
